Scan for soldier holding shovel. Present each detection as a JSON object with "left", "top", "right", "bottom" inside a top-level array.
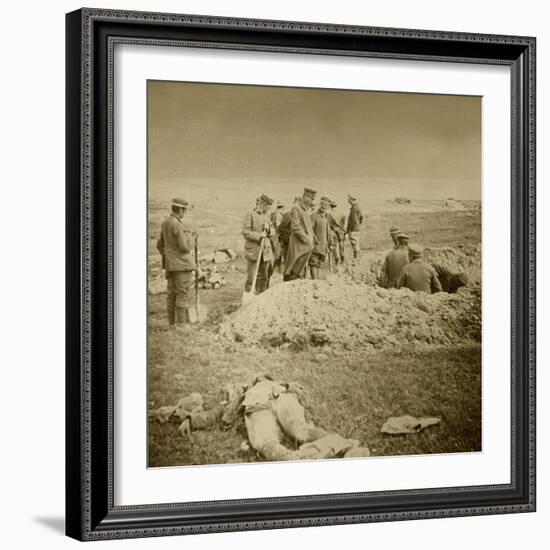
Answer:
[
  {"left": 242, "top": 194, "right": 275, "bottom": 303},
  {"left": 156, "top": 198, "right": 197, "bottom": 329}
]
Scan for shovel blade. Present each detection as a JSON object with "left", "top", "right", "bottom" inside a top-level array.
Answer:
[{"left": 187, "top": 304, "right": 208, "bottom": 323}]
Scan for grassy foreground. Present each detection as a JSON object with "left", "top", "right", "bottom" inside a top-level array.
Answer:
[{"left": 148, "top": 308, "right": 481, "bottom": 467}]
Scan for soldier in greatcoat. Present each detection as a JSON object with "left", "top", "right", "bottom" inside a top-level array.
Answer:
[
  {"left": 379, "top": 232, "right": 410, "bottom": 288},
  {"left": 283, "top": 188, "right": 317, "bottom": 281},
  {"left": 397, "top": 245, "right": 442, "bottom": 294},
  {"left": 156, "top": 198, "right": 197, "bottom": 328},
  {"left": 242, "top": 194, "right": 275, "bottom": 295}
]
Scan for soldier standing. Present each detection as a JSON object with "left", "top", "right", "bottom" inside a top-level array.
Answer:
[
  {"left": 379, "top": 232, "right": 410, "bottom": 288},
  {"left": 270, "top": 201, "right": 285, "bottom": 271},
  {"left": 271, "top": 201, "right": 285, "bottom": 229},
  {"left": 156, "top": 198, "right": 197, "bottom": 328},
  {"left": 242, "top": 194, "right": 275, "bottom": 295},
  {"left": 328, "top": 199, "right": 346, "bottom": 266},
  {"left": 309, "top": 196, "right": 332, "bottom": 279},
  {"left": 284, "top": 188, "right": 316, "bottom": 281},
  {"left": 276, "top": 198, "right": 298, "bottom": 272},
  {"left": 346, "top": 193, "right": 364, "bottom": 260},
  {"left": 397, "top": 245, "right": 442, "bottom": 293}
]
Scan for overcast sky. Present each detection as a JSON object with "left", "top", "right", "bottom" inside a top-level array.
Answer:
[{"left": 148, "top": 80, "right": 481, "bottom": 195}]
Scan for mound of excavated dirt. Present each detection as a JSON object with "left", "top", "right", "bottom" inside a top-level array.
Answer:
[
  {"left": 219, "top": 275, "right": 481, "bottom": 350},
  {"left": 350, "top": 245, "right": 481, "bottom": 286}
]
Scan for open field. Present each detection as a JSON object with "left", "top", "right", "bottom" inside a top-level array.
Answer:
[
  {"left": 148, "top": 185, "right": 481, "bottom": 468},
  {"left": 148, "top": 176, "right": 481, "bottom": 257}
]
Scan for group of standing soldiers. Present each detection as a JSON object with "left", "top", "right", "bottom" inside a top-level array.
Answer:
[
  {"left": 241, "top": 187, "right": 364, "bottom": 296},
  {"left": 156, "top": 192, "right": 468, "bottom": 329},
  {"left": 154, "top": 191, "right": 362, "bottom": 327}
]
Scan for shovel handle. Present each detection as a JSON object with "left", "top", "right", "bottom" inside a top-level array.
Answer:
[{"left": 250, "top": 236, "right": 265, "bottom": 293}]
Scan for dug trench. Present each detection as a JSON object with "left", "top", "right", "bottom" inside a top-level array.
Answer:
[
  {"left": 148, "top": 211, "right": 481, "bottom": 467},
  {"left": 219, "top": 245, "right": 481, "bottom": 351}
]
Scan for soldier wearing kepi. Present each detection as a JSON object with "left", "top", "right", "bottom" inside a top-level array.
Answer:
[
  {"left": 389, "top": 226, "right": 400, "bottom": 249},
  {"left": 309, "top": 196, "right": 332, "bottom": 280},
  {"left": 346, "top": 193, "right": 364, "bottom": 260},
  {"left": 397, "top": 245, "right": 442, "bottom": 294},
  {"left": 284, "top": 188, "right": 316, "bottom": 281},
  {"left": 242, "top": 194, "right": 275, "bottom": 295},
  {"left": 379, "top": 232, "right": 410, "bottom": 288},
  {"left": 156, "top": 198, "right": 197, "bottom": 328}
]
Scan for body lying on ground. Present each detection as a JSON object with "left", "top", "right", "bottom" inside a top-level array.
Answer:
[{"left": 150, "top": 374, "right": 370, "bottom": 461}]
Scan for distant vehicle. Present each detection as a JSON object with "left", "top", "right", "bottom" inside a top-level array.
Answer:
[
  {"left": 444, "top": 198, "right": 465, "bottom": 210},
  {"left": 394, "top": 196, "right": 411, "bottom": 204}
]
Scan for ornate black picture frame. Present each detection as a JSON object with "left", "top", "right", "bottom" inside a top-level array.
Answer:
[{"left": 66, "top": 8, "right": 536, "bottom": 541}]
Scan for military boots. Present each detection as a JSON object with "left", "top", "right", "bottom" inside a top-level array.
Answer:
[{"left": 175, "top": 307, "right": 188, "bottom": 326}]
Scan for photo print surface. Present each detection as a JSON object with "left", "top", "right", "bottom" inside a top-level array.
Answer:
[{"left": 147, "top": 80, "right": 481, "bottom": 468}]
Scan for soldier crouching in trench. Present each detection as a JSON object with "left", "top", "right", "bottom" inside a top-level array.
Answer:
[
  {"left": 156, "top": 198, "right": 197, "bottom": 329},
  {"left": 242, "top": 193, "right": 276, "bottom": 295},
  {"left": 379, "top": 232, "right": 410, "bottom": 288},
  {"left": 431, "top": 263, "right": 469, "bottom": 293},
  {"left": 397, "top": 245, "right": 442, "bottom": 294}
]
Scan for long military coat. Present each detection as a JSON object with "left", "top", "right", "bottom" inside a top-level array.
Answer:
[
  {"left": 242, "top": 209, "right": 275, "bottom": 263},
  {"left": 156, "top": 213, "right": 196, "bottom": 272},
  {"left": 285, "top": 200, "right": 315, "bottom": 276}
]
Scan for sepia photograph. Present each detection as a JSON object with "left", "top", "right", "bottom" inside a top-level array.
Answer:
[{"left": 147, "top": 80, "right": 482, "bottom": 467}]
